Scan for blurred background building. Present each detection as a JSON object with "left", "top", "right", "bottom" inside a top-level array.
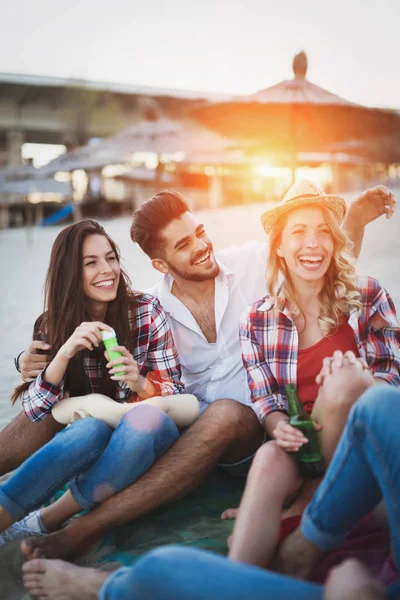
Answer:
[{"left": 1, "top": 52, "right": 399, "bottom": 228}]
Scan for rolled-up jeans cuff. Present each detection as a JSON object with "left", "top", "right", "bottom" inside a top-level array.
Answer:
[
  {"left": 301, "top": 507, "right": 348, "bottom": 551},
  {"left": 98, "top": 567, "right": 130, "bottom": 600},
  {"left": 68, "top": 479, "right": 96, "bottom": 511},
  {"left": 0, "top": 488, "right": 25, "bottom": 520}
]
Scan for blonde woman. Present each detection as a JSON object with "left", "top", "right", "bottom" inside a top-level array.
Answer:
[{"left": 223, "top": 181, "right": 400, "bottom": 568}]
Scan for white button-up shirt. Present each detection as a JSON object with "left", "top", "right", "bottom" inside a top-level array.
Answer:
[{"left": 150, "top": 241, "right": 268, "bottom": 414}]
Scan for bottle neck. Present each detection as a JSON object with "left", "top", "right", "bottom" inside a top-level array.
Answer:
[{"left": 286, "top": 385, "right": 306, "bottom": 419}]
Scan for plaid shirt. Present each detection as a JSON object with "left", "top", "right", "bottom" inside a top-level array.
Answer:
[
  {"left": 240, "top": 276, "right": 400, "bottom": 424},
  {"left": 23, "top": 294, "right": 185, "bottom": 422}
]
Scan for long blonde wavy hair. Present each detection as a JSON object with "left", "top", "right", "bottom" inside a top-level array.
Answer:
[{"left": 266, "top": 205, "right": 362, "bottom": 335}]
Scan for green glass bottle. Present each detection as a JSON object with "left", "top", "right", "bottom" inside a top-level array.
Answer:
[{"left": 285, "top": 384, "right": 325, "bottom": 479}]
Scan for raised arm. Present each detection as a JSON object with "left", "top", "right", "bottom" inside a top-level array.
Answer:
[{"left": 342, "top": 185, "right": 396, "bottom": 259}]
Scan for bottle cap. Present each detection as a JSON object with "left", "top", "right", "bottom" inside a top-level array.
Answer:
[{"left": 101, "top": 329, "right": 116, "bottom": 341}]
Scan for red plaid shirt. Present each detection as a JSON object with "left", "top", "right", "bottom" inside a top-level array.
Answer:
[
  {"left": 240, "top": 276, "right": 400, "bottom": 424},
  {"left": 23, "top": 294, "right": 185, "bottom": 422}
]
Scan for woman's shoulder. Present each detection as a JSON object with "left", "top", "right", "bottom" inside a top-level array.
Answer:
[
  {"left": 127, "top": 292, "right": 162, "bottom": 317},
  {"left": 241, "top": 295, "right": 276, "bottom": 323},
  {"left": 356, "top": 276, "right": 387, "bottom": 305}
]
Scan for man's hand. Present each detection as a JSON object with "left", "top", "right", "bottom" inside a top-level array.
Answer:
[
  {"left": 20, "top": 341, "right": 51, "bottom": 382},
  {"left": 348, "top": 185, "right": 396, "bottom": 227},
  {"left": 324, "top": 559, "right": 386, "bottom": 600}
]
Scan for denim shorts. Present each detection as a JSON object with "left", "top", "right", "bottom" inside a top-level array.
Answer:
[{"left": 217, "top": 432, "right": 269, "bottom": 477}]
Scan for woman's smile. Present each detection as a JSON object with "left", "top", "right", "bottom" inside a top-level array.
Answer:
[{"left": 296, "top": 254, "right": 325, "bottom": 271}]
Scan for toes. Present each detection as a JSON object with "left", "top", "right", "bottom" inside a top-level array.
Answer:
[
  {"left": 22, "top": 581, "right": 46, "bottom": 599},
  {"left": 21, "top": 539, "right": 43, "bottom": 559},
  {"left": 23, "top": 558, "right": 47, "bottom": 573},
  {"left": 221, "top": 508, "right": 239, "bottom": 520}
]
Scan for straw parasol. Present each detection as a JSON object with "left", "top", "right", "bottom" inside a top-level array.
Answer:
[
  {"left": 193, "top": 52, "right": 400, "bottom": 174},
  {"left": 39, "top": 110, "right": 238, "bottom": 176}
]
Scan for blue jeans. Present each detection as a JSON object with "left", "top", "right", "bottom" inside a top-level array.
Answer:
[
  {"left": 99, "top": 546, "right": 323, "bottom": 600},
  {"left": 98, "top": 387, "right": 400, "bottom": 600},
  {"left": 99, "top": 545, "right": 400, "bottom": 600},
  {"left": 0, "top": 405, "right": 179, "bottom": 519},
  {"left": 302, "top": 385, "right": 400, "bottom": 568}
]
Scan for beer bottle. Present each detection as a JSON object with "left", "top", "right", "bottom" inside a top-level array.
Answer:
[{"left": 285, "top": 384, "right": 325, "bottom": 479}]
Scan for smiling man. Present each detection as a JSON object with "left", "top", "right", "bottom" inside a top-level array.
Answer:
[{"left": 4, "top": 185, "right": 397, "bottom": 560}]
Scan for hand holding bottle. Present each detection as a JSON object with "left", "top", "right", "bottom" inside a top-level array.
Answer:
[
  {"left": 273, "top": 419, "right": 310, "bottom": 452},
  {"left": 105, "top": 344, "right": 156, "bottom": 398}
]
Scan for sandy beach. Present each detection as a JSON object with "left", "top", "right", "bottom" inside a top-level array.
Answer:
[{"left": 1, "top": 187, "right": 399, "bottom": 430}]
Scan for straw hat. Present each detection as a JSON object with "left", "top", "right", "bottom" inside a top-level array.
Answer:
[{"left": 261, "top": 180, "right": 347, "bottom": 234}]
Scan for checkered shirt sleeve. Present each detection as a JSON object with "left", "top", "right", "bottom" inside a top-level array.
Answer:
[
  {"left": 22, "top": 316, "right": 67, "bottom": 422},
  {"left": 22, "top": 369, "right": 66, "bottom": 422},
  {"left": 240, "top": 302, "right": 288, "bottom": 423},
  {"left": 356, "top": 277, "right": 400, "bottom": 386},
  {"left": 22, "top": 295, "right": 184, "bottom": 421},
  {"left": 129, "top": 294, "right": 185, "bottom": 398}
]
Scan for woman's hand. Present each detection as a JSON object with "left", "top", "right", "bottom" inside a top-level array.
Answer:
[
  {"left": 316, "top": 350, "right": 368, "bottom": 386},
  {"left": 59, "top": 322, "right": 111, "bottom": 360},
  {"left": 273, "top": 420, "right": 310, "bottom": 453},
  {"left": 106, "top": 346, "right": 147, "bottom": 394}
]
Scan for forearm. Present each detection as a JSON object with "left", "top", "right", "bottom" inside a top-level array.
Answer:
[
  {"left": 263, "top": 411, "right": 289, "bottom": 438},
  {"left": 43, "top": 352, "right": 70, "bottom": 387},
  {"left": 342, "top": 204, "right": 364, "bottom": 259}
]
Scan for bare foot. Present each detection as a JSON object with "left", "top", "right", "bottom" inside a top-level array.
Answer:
[
  {"left": 21, "top": 527, "right": 98, "bottom": 560},
  {"left": 324, "top": 559, "right": 386, "bottom": 600},
  {"left": 221, "top": 508, "right": 239, "bottom": 520},
  {"left": 23, "top": 558, "right": 108, "bottom": 600},
  {"left": 276, "top": 526, "right": 322, "bottom": 579}
]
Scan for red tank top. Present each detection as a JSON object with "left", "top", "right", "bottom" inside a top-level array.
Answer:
[{"left": 297, "top": 319, "right": 359, "bottom": 413}]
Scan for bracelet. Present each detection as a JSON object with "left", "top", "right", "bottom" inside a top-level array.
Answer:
[{"left": 14, "top": 350, "right": 24, "bottom": 373}]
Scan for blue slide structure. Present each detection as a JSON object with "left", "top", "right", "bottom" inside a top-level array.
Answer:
[{"left": 40, "top": 203, "right": 74, "bottom": 226}]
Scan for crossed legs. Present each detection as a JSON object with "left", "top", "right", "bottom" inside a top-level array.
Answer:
[
  {"left": 22, "top": 399, "right": 263, "bottom": 559},
  {"left": 227, "top": 360, "right": 375, "bottom": 567}
]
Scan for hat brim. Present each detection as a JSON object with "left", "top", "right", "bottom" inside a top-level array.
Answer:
[{"left": 261, "top": 194, "right": 347, "bottom": 234}]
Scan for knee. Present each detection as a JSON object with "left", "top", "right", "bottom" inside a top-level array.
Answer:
[
  {"left": 121, "top": 404, "right": 179, "bottom": 443},
  {"left": 133, "top": 545, "right": 200, "bottom": 584},
  {"left": 249, "top": 440, "right": 295, "bottom": 482},
  {"left": 206, "top": 399, "right": 258, "bottom": 433},
  {"left": 52, "top": 418, "right": 111, "bottom": 458}
]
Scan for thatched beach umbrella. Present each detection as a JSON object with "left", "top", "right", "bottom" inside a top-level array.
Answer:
[
  {"left": 39, "top": 115, "right": 237, "bottom": 176},
  {"left": 193, "top": 52, "right": 400, "bottom": 176}
]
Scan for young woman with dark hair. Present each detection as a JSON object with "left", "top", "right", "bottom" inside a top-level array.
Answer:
[{"left": 0, "top": 220, "right": 195, "bottom": 546}]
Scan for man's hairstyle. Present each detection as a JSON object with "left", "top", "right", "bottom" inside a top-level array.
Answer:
[{"left": 130, "top": 190, "right": 190, "bottom": 258}]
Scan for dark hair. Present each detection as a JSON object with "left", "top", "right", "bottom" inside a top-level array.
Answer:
[
  {"left": 130, "top": 190, "right": 189, "bottom": 258},
  {"left": 12, "top": 220, "right": 136, "bottom": 404}
]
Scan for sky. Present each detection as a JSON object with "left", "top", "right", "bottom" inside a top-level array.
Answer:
[{"left": 0, "top": 0, "right": 399, "bottom": 108}]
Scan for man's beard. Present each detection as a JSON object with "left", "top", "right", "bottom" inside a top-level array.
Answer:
[{"left": 167, "top": 256, "right": 220, "bottom": 282}]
